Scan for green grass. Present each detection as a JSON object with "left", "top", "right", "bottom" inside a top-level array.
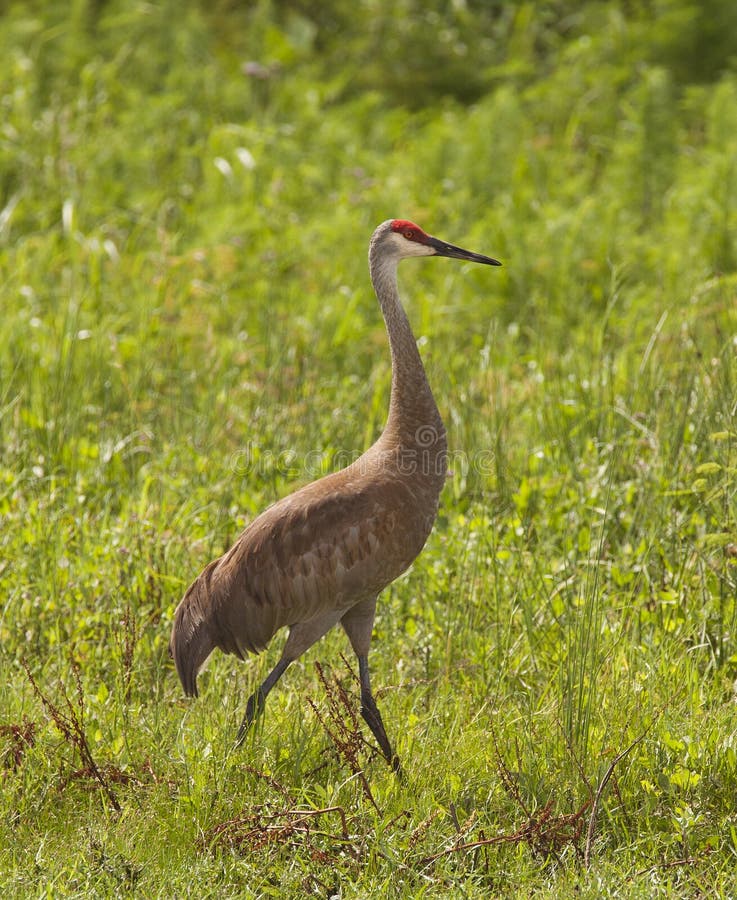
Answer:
[{"left": 2, "top": 1, "right": 737, "bottom": 895}]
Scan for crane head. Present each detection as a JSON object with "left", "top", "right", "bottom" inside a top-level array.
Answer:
[{"left": 388, "top": 219, "right": 502, "bottom": 266}]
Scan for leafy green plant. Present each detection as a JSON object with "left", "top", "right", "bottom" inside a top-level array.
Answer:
[{"left": 2, "top": 0, "right": 737, "bottom": 896}]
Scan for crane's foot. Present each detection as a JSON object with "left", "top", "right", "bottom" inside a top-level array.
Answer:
[
  {"left": 234, "top": 688, "right": 265, "bottom": 748},
  {"left": 360, "top": 694, "right": 401, "bottom": 776}
]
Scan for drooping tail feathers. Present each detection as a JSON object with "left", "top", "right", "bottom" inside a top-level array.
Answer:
[{"left": 169, "top": 561, "right": 219, "bottom": 698}]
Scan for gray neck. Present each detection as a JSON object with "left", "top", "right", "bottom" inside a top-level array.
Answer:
[{"left": 369, "top": 245, "right": 446, "bottom": 452}]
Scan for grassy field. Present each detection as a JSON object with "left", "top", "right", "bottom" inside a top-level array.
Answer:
[{"left": 2, "top": 1, "right": 737, "bottom": 895}]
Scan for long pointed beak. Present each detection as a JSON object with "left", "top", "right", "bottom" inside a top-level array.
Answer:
[{"left": 427, "top": 235, "right": 502, "bottom": 267}]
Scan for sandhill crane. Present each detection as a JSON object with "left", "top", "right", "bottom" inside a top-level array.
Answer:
[{"left": 170, "top": 219, "right": 501, "bottom": 771}]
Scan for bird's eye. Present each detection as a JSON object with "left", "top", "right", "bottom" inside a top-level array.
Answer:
[{"left": 404, "top": 230, "right": 414, "bottom": 240}]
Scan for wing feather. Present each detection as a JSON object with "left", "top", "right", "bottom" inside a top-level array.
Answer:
[{"left": 170, "top": 468, "right": 433, "bottom": 696}]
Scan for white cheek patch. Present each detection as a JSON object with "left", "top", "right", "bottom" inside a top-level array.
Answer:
[
  {"left": 389, "top": 233, "right": 434, "bottom": 257},
  {"left": 405, "top": 241, "right": 435, "bottom": 257}
]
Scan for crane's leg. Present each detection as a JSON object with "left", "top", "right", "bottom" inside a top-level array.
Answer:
[
  {"left": 357, "top": 655, "right": 401, "bottom": 774},
  {"left": 235, "top": 609, "right": 344, "bottom": 747},
  {"left": 235, "top": 655, "right": 291, "bottom": 747},
  {"left": 341, "top": 599, "right": 401, "bottom": 774}
]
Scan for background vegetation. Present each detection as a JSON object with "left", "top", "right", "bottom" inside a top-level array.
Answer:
[{"left": 1, "top": 0, "right": 736, "bottom": 895}]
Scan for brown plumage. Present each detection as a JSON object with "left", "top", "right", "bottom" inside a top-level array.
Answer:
[{"left": 170, "top": 218, "right": 501, "bottom": 770}]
